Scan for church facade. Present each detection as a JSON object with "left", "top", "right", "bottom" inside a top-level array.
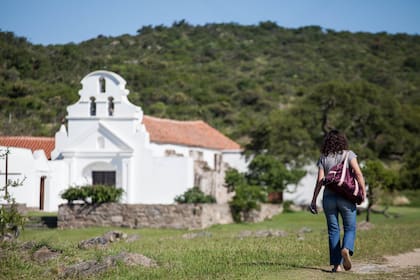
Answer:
[{"left": 0, "top": 71, "right": 248, "bottom": 211}]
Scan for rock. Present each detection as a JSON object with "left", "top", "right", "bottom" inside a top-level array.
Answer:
[
  {"left": 182, "top": 231, "right": 212, "bottom": 239},
  {"left": 78, "top": 231, "right": 128, "bottom": 249},
  {"left": 392, "top": 196, "right": 410, "bottom": 206},
  {"left": 102, "top": 231, "right": 127, "bottom": 242},
  {"left": 297, "top": 227, "right": 312, "bottom": 241},
  {"left": 289, "top": 204, "right": 304, "bottom": 212},
  {"left": 0, "top": 233, "right": 15, "bottom": 242},
  {"left": 61, "top": 260, "right": 108, "bottom": 278},
  {"left": 78, "top": 237, "right": 107, "bottom": 249},
  {"left": 126, "top": 234, "right": 140, "bottom": 243},
  {"left": 298, "top": 227, "right": 312, "bottom": 234},
  {"left": 108, "top": 252, "right": 158, "bottom": 267},
  {"left": 60, "top": 252, "right": 157, "bottom": 278},
  {"left": 256, "top": 229, "right": 287, "bottom": 238},
  {"left": 32, "top": 246, "right": 61, "bottom": 262},
  {"left": 238, "top": 229, "right": 287, "bottom": 238},
  {"left": 358, "top": 221, "right": 375, "bottom": 231},
  {"left": 21, "top": 241, "right": 37, "bottom": 250}
]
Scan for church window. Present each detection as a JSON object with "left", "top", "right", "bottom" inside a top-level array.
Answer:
[
  {"left": 99, "top": 77, "right": 106, "bottom": 93},
  {"left": 92, "top": 171, "right": 116, "bottom": 186},
  {"left": 108, "top": 97, "right": 114, "bottom": 116},
  {"left": 90, "top": 97, "right": 96, "bottom": 116}
]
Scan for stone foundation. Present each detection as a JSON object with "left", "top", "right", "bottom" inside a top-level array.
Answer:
[{"left": 58, "top": 203, "right": 283, "bottom": 229}]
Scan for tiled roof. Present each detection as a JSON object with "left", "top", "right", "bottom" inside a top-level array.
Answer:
[
  {"left": 0, "top": 116, "right": 241, "bottom": 158},
  {"left": 143, "top": 116, "right": 241, "bottom": 150},
  {"left": 0, "top": 136, "right": 55, "bottom": 159}
]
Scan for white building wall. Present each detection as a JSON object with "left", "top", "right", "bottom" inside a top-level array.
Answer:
[
  {"left": 0, "top": 147, "right": 46, "bottom": 209},
  {"left": 283, "top": 163, "right": 369, "bottom": 209},
  {"left": 283, "top": 164, "right": 321, "bottom": 206},
  {"left": 222, "top": 151, "right": 249, "bottom": 173},
  {"left": 44, "top": 160, "right": 68, "bottom": 212},
  {"left": 148, "top": 143, "right": 222, "bottom": 169},
  {"left": 141, "top": 156, "right": 194, "bottom": 204}
]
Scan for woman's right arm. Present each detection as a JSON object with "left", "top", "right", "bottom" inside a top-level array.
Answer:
[{"left": 350, "top": 158, "right": 367, "bottom": 201}]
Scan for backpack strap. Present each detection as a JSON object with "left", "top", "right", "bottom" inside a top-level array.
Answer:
[{"left": 338, "top": 151, "right": 349, "bottom": 186}]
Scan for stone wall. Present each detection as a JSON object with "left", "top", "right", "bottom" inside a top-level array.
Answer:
[
  {"left": 58, "top": 203, "right": 283, "bottom": 229},
  {"left": 0, "top": 203, "right": 28, "bottom": 215}
]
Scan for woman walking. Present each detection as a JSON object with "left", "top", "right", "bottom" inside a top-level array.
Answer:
[{"left": 310, "top": 130, "right": 366, "bottom": 272}]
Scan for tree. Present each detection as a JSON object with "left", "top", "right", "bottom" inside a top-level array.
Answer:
[
  {"left": 246, "top": 154, "right": 306, "bottom": 193},
  {"left": 399, "top": 148, "right": 420, "bottom": 190},
  {"left": 229, "top": 184, "right": 267, "bottom": 222},
  {"left": 225, "top": 155, "right": 306, "bottom": 221},
  {"left": 0, "top": 149, "right": 26, "bottom": 240},
  {"left": 362, "top": 160, "right": 398, "bottom": 222}
]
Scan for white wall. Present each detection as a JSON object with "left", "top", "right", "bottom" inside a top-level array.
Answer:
[
  {"left": 44, "top": 160, "right": 68, "bottom": 212},
  {"left": 222, "top": 150, "right": 249, "bottom": 173},
  {"left": 136, "top": 156, "right": 194, "bottom": 204},
  {"left": 283, "top": 163, "right": 369, "bottom": 209},
  {"left": 0, "top": 147, "right": 47, "bottom": 209},
  {"left": 148, "top": 143, "right": 240, "bottom": 171},
  {"left": 283, "top": 164, "right": 321, "bottom": 206}
]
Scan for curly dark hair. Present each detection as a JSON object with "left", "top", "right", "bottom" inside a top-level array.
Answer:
[{"left": 321, "top": 129, "right": 349, "bottom": 155}]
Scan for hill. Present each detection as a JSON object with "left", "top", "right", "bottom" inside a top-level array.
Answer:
[{"left": 1, "top": 22, "right": 419, "bottom": 170}]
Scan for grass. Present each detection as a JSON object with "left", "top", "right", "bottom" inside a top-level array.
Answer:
[{"left": 1, "top": 207, "right": 420, "bottom": 279}]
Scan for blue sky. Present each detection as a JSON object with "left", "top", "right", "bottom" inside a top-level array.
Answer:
[{"left": 1, "top": 0, "right": 419, "bottom": 45}]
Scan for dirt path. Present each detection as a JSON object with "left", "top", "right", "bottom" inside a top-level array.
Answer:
[{"left": 353, "top": 248, "right": 420, "bottom": 274}]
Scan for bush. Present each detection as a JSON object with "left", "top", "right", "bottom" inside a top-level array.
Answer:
[
  {"left": 60, "top": 187, "right": 87, "bottom": 203},
  {"left": 61, "top": 185, "right": 124, "bottom": 204},
  {"left": 174, "top": 187, "right": 216, "bottom": 204},
  {"left": 229, "top": 184, "right": 267, "bottom": 222}
]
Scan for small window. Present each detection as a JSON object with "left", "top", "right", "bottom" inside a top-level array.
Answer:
[
  {"left": 99, "top": 77, "right": 106, "bottom": 93},
  {"left": 92, "top": 171, "right": 116, "bottom": 186},
  {"left": 90, "top": 97, "right": 96, "bottom": 116},
  {"left": 108, "top": 97, "right": 114, "bottom": 116}
]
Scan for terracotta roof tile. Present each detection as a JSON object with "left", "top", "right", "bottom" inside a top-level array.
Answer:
[
  {"left": 0, "top": 116, "right": 241, "bottom": 157},
  {"left": 143, "top": 116, "right": 241, "bottom": 150},
  {"left": 0, "top": 136, "right": 55, "bottom": 159}
]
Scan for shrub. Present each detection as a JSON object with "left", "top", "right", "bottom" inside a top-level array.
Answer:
[
  {"left": 61, "top": 185, "right": 123, "bottom": 204},
  {"left": 174, "top": 187, "right": 216, "bottom": 204},
  {"left": 88, "top": 185, "right": 123, "bottom": 204},
  {"left": 229, "top": 184, "right": 267, "bottom": 222},
  {"left": 60, "top": 187, "right": 86, "bottom": 203}
]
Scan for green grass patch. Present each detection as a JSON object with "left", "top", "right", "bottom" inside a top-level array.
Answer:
[
  {"left": 26, "top": 211, "right": 57, "bottom": 217},
  {"left": 1, "top": 207, "right": 420, "bottom": 279}
]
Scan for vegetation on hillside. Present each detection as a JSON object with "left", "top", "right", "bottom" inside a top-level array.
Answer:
[{"left": 1, "top": 22, "right": 419, "bottom": 187}]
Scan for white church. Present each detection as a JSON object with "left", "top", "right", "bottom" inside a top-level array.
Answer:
[
  {"left": 0, "top": 70, "right": 323, "bottom": 212},
  {"left": 0, "top": 70, "right": 251, "bottom": 211}
]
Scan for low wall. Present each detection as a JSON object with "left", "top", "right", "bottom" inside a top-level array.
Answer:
[
  {"left": 0, "top": 203, "right": 28, "bottom": 215},
  {"left": 58, "top": 203, "right": 283, "bottom": 229}
]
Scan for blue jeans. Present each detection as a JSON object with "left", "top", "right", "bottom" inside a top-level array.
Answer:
[{"left": 322, "top": 189, "right": 357, "bottom": 265}]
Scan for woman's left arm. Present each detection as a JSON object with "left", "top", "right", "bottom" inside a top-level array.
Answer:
[{"left": 310, "top": 166, "right": 325, "bottom": 209}]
